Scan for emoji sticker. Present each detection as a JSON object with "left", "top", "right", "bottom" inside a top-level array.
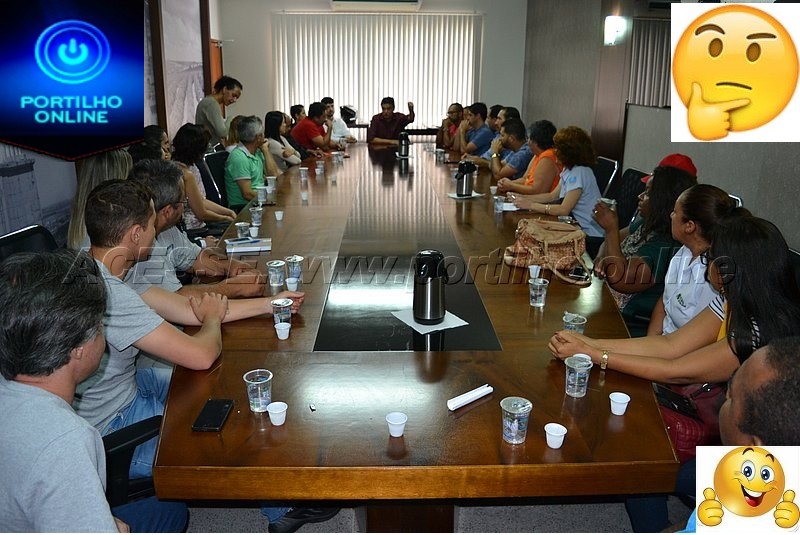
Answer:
[
  {"left": 698, "top": 446, "right": 799, "bottom": 528},
  {"left": 673, "top": 4, "right": 799, "bottom": 141}
]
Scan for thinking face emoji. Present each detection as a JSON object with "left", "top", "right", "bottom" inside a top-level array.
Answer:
[
  {"left": 673, "top": 4, "right": 799, "bottom": 140},
  {"left": 714, "top": 446, "right": 785, "bottom": 517}
]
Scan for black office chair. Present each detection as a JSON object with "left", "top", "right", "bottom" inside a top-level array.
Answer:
[
  {"left": 204, "top": 150, "right": 230, "bottom": 207},
  {"left": 592, "top": 156, "right": 619, "bottom": 196},
  {"left": 605, "top": 168, "right": 648, "bottom": 229},
  {"left": 0, "top": 225, "right": 58, "bottom": 262},
  {"left": 195, "top": 157, "right": 222, "bottom": 206},
  {"left": 789, "top": 249, "right": 800, "bottom": 291},
  {"left": 102, "top": 415, "right": 162, "bottom": 507}
]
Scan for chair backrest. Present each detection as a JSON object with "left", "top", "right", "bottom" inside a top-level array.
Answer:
[
  {"left": 204, "top": 150, "right": 230, "bottom": 207},
  {"left": 592, "top": 156, "right": 619, "bottom": 196},
  {"left": 790, "top": 249, "right": 800, "bottom": 291},
  {"left": 606, "top": 168, "right": 648, "bottom": 229},
  {"left": 0, "top": 225, "right": 58, "bottom": 262},
  {"left": 195, "top": 158, "right": 222, "bottom": 206},
  {"left": 728, "top": 193, "right": 743, "bottom": 207}
]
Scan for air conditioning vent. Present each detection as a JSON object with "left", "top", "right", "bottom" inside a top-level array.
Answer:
[{"left": 330, "top": 0, "right": 422, "bottom": 12}]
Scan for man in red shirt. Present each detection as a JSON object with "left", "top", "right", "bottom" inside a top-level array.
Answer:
[
  {"left": 367, "top": 97, "right": 415, "bottom": 145},
  {"left": 290, "top": 102, "right": 337, "bottom": 151}
]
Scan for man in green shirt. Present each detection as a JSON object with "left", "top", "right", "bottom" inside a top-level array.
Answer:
[{"left": 224, "top": 115, "right": 265, "bottom": 212}]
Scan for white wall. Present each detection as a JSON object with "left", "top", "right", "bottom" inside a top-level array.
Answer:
[{"left": 214, "top": 0, "right": 526, "bottom": 119}]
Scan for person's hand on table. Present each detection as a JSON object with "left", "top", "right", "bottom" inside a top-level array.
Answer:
[
  {"left": 222, "top": 271, "right": 266, "bottom": 297},
  {"left": 514, "top": 194, "right": 537, "bottom": 211},
  {"left": 592, "top": 201, "right": 618, "bottom": 232},
  {"left": 189, "top": 292, "right": 229, "bottom": 322},
  {"left": 496, "top": 177, "right": 512, "bottom": 192},
  {"left": 274, "top": 291, "right": 305, "bottom": 313},
  {"left": 203, "top": 236, "right": 219, "bottom": 249},
  {"left": 548, "top": 330, "right": 597, "bottom": 361}
]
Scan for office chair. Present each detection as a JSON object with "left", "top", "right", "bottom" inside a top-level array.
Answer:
[
  {"left": 790, "top": 249, "right": 800, "bottom": 291},
  {"left": 195, "top": 157, "right": 222, "bottom": 206},
  {"left": 728, "top": 193, "right": 743, "bottom": 207},
  {"left": 102, "top": 415, "right": 162, "bottom": 507},
  {"left": 605, "top": 168, "right": 648, "bottom": 229},
  {"left": 204, "top": 150, "right": 230, "bottom": 207},
  {"left": 0, "top": 225, "right": 58, "bottom": 262},
  {"left": 592, "top": 156, "right": 619, "bottom": 196}
]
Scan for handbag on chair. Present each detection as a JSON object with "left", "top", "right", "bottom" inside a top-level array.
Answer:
[
  {"left": 503, "top": 218, "right": 591, "bottom": 285},
  {"left": 654, "top": 383, "right": 724, "bottom": 463}
]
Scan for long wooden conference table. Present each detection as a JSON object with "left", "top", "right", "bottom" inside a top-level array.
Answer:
[{"left": 153, "top": 143, "right": 679, "bottom": 532}]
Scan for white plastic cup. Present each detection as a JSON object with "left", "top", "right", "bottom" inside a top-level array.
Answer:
[
  {"left": 267, "top": 401, "right": 288, "bottom": 426},
  {"left": 301, "top": 191, "right": 309, "bottom": 201},
  {"left": 564, "top": 354, "right": 593, "bottom": 398},
  {"left": 249, "top": 206, "right": 263, "bottom": 226},
  {"left": 266, "top": 175, "right": 277, "bottom": 188},
  {"left": 500, "top": 397, "right": 533, "bottom": 444},
  {"left": 528, "top": 277, "right": 549, "bottom": 308},
  {"left": 493, "top": 196, "right": 504, "bottom": 213},
  {"left": 386, "top": 412, "right": 408, "bottom": 437},
  {"left": 299, "top": 167, "right": 309, "bottom": 179},
  {"left": 275, "top": 322, "right": 291, "bottom": 340},
  {"left": 286, "top": 277, "right": 299, "bottom": 291},
  {"left": 243, "top": 369, "right": 272, "bottom": 413},
  {"left": 489, "top": 185, "right": 498, "bottom": 195},
  {"left": 609, "top": 392, "right": 631, "bottom": 415},
  {"left": 528, "top": 265, "right": 542, "bottom": 279},
  {"left": 544, "top": 423, "right": 567, "bottom": 449},
  {"left": 563, "top": 313, "right": 588, "bottom": 334},
  {"left": 266, "top": 184, "right": 275, "bottom": 195},
  {"left": 235, "top": 222, "right": 249, "bottom": 238},
  {"left": 275, "top": 210, "right": 284, "bottom": 221},
  {"left": 254, "top": 186, "right": 267, "bottom": 205},
  {"left": 249, "top": 226, "right": 259, "bottom": 238}
]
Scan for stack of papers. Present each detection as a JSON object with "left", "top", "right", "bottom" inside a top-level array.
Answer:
[{"left": 225, "top": 238, "right": 272, "bottom": 253}]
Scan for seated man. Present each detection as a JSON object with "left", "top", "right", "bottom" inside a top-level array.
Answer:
[
  {"left": 463, "top": 104, "right": 508, "bottom": 167},
  {"left": 126, "top": 159, "right": 264, "bottom": 298},
  {"left": 366, "top": 97, "right": 415, "bottom": 145},
  {"left": 497, "top": 119, "right": 562, "bottom": 195},
  {"left": 224, "top": 115, "right": 267, "bottom": 212},
  {"left": 435, "top": 102, "right": 462, "bottom": 150},
  {"left": 0, "top": 250, "right": 187, "bottom": 532},
  {"left": 454, "top": 102, "right": 493, "bottom": 156},
  {"left": 487, "top": 118, "right": 533, "bottom": 181},
  {"left": 76, "top": 180, "right": 304, "bottom": 480},
  {"left": 322, "top": 96, "right": 356, "bottom": 145},
  {"left": 291, "top": 101, "right": 338, "bottom": 152}
]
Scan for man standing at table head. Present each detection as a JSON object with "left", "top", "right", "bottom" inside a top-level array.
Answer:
[
  {"left": 224, "top": 115, "right": 266, "bottom": 212},
  {"left": 0, "top": 250, "right": 188, "bottom": 532},
  {"left": 291, "top": 101, "right": 337, "bottom": 152},
  {"left": 367, "top": 96, "right": 415, "bottom": 145},
  {"left": 455, "top": 102, "right": 493, "bottom": 157},
  {"left": 126, "top": 159, "right": 265, "bottom": 298},
  {"left": 322, "top": 96, "right": 356, "bottom": 145}
]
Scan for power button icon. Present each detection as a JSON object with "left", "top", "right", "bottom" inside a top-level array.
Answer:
[{"left": 35, "top": 20, "right": 110, "bottom": 84}]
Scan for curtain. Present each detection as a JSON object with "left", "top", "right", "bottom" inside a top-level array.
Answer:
[
  {"left": 273, "top": 13, "right": 482, "bottom": 128},
  {"left": 628, "top": 19, "right": 671, "bottom": 108}
]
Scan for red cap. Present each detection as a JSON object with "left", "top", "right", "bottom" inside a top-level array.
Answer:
[{"left": 642, "top": 153, "right": 697, "bottom": 183}]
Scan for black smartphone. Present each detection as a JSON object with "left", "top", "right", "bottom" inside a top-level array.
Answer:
[
  {"left": 568, "top": 266, "right": 590, "bottom": 281},
  {"left": 652, "top": 384, "right": 699, "bottom": 419},
  {"left": 192, "top": 398, "right": 234, "bottom": 432}
]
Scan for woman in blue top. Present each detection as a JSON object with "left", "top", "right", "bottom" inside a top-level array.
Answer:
[{"left": 513, "top": 126, "right": 605, "bottom": 257}]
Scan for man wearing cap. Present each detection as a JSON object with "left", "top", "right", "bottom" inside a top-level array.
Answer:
[{"left": 454, "top": 102, "right": 494, "bottom": 156}]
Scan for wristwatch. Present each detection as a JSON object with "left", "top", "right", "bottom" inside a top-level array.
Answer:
[
  {"left": 491, "top": 153, "right": 499, "bottom": 159},
  {"left": 600, "top": 350, "right": 609, "bottom": 370}
]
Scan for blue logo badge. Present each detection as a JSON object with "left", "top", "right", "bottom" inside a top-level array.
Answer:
[{"left": 34, "top": 20, "right": 110, "bottom": 84}]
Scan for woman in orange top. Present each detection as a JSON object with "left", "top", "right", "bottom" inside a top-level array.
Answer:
[{"left": 497, "top": 120, "right": 562, "bottom": 194}]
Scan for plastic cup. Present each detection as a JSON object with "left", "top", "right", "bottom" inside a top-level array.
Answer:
[
  {"left": 528, "top": 265, "right": 542, "bottom": 279},
  {"left": 267, "top": 401, "right": 288, "bottom": 425},
  {"left": 490, "top": 186, "right": 498, "bottom": 195},
  {"left": 494, "top": 195, "right": 504, "bottom": 213},
  {"left": 271, "top": 297, "right": 292, "bottom": 324},
  {"left": 299, "top": 167, "right": 309, "bottom": 179},
  {"left": 249, "top": 206, "right": 263, "bottom": 226},
  {"left": 528, "top": 277, "right": 549, "bottom": 308},
  {"left": 609, "top": 392, "right": 631, "bottom": 415},
  {"left": 500, "top": 396, "right": 533, "bottom": 444},
  {"left": 235, "top": 222, "right": 249, "bottom": 238},
  {"left": 275, "top": 210, "right": 284, "bottom": 221},
  {"left": 275, "top": 322, "right": 291, "bottom": 340},
  {"left": 564, "top": 354, "right": 593, "bottom": 398},
  {"left": 266, "top": 175, "right": 277, "bottom": 188},
  {"left": 563, "top": 313, "right": 588, "bottom": 334},
  {"left": 285, "top": 255, "right": 304, "bottom": 279},
  {"left": 243, "top": 369, "right": 272, "bottom": 413},
  {"left": 315, "top": 162, "right": 325, "bottom": 174},
  {"left": 544, "top": 423, "right": 567, "bottom": 449},
  {"left": 249, "top": 226, "right": 259, "bottom": 238},
  {"left": 254, "top": 186, "right": 267, "bottom": 205},
  {"left": 386, "top": 412, "right": 408, "bottom": 437},
  {"left": 286, "top": 277, "right": 299, "bottom": 291},
  {"left": 266, "top": 184, "right": 275, "bottom": 195},
  {"left": 301, "top": 191, "right": 309, "bottom": 201}
]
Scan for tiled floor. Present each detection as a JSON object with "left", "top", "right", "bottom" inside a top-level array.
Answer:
[{"left": 187, "top": 496, "right": 692, "bottom": 532}]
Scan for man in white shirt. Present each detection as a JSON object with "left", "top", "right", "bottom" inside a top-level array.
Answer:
[{"left": 322, "top": 96, "right": 356, "bottom": 145}]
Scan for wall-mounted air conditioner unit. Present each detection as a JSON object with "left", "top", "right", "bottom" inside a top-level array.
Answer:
[{"left": 330, "top": 0, "right": 422, "bottom": 12}]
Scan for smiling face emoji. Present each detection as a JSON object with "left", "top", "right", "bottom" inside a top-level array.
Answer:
[
  {"left": 673, "top": 4, "right": 798, "bottom": 132},
  {"left": 714, "top": 446, "right": 786, "bottom": 517}
]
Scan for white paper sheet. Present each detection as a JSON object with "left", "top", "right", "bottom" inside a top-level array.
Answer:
[{"left": 391, "top": 310, "right": 468, "bottom": 334}]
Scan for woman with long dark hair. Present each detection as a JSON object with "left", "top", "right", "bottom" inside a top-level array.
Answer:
[
  {"left": 264, "top": 110, "right": 301, "bottom": 170},
  {"left": 593, "top": 165, "right": 697, "bottom": 336}
]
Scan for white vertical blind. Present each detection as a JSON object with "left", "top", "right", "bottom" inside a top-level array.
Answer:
[
  {"left": 273, "top": 13, "right": 482, "bottom": 127},
  {"left": 628, "top": 19, "right": 671, "bottom": 108}
]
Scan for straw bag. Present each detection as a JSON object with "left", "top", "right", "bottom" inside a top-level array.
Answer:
[{"left": 503, "top": 219, "right": 591, "bottom": 285}]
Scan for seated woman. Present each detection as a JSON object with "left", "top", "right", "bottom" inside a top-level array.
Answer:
[
  {"left": 648, "top": 184, "right": 737, "bottom": 335},
  {"left": 549, "top": 214, "right": 800, "bottom": 385},
  {"left": 497, "top": 120, "right": 562, "bottom": 195},
  {"left": 264, "top": 111, "right": 302, "bottom": 171},
  {"left": 513, "top": 126, "right": 605, "bottom": 257},
  {"left": 592, "top": 166, "right": 697, "bottom": 336},
  {"left": 144, "top": 125, "right": 171, "bottom": 160},
  {"left": 171, "top": 123, "right": 236, "bottom": 238}
]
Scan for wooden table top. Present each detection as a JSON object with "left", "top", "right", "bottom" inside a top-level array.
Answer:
[{"left": 153, "top": 143, "right": 678, "bottom": 501}]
